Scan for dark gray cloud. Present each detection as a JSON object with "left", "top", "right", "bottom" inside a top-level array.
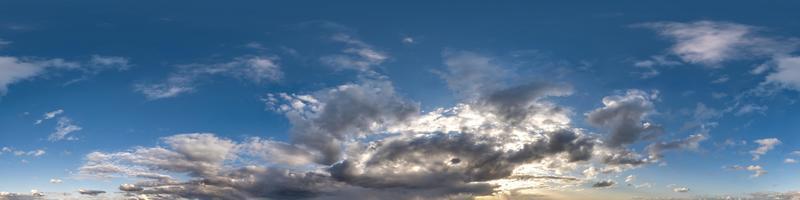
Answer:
[
  {"left": 77, "top": 190, "right": 105, "bottom": 196},
  {"left": 587, "top": 90, "right": 662, "bottom": 147},
  {"left": 592, "top": 180, "right": 615, "bottom": 188}
]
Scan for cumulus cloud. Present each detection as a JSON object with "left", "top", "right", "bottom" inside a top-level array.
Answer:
[
  {"left": 784, "top": 158, "right": 797, "bottom": 164},
  {"left": 48, "top": 117, "right": 81, "bottom": 141},
  {"left": 586, "top": 90, "right": 662, "bottom": 147},
  {"left": 750, "top": 138, "right": 780, "bottom": 161},
  {"left": 75, "top": 51, "right": 696, "bottom": 200},
  {"left": 640, "top": 21, "right": 795, "bottom": 66},
  {"left": 49, "top": 179, "right": 62, "bottom": 184},
  {"left": 136, "top": 56, "right": 281, "bottom": 99}
]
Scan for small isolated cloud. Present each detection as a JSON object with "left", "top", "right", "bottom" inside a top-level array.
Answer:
[
  {"left": 34, "top": 109, "right": 64, "bottom": 124},
  {"left": 625, "top": 175, "right": 636, "bottom": 183},
  {"left": 48, "top": 117, "right": 81, "bottom": 141},
  {"left": 320, "top": 33, "right": 388, "bottom": 72},
  {"left": 402, "top": 37, "right": 415, "bottom": 44},
  {"left": 785, "top": 158, "right": 797, "bottom": 164},
  {"left": 750, "top": 138, "right": 781, "bottom": 160},
  {"left": 88, "top": 55, "right": 131, "bottom": 71},
  {"left": 734, "top": 104, "right": 768, "bottom": 116},
  {"left": 135, "top": 56, "right": 281, "bottom": 100},
  {"left": 728, "top": 165, "right": 768, "bottom": 178},
  {"left": 78, "top": 189, "right": 105, "bottom": 196},
  {"left": 673, "top": 187, "right": 690, "bottom": 193},
  {"left": 592, "top": 180, "right": 616, "bottom": 188},
  {"left": 0, "top": 38, "right": 10, "bottom": 48},
  {"left": 49, "top": 179, "right": 62, "bottom": 184}
]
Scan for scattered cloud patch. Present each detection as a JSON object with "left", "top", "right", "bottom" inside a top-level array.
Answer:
[
  {"left": 750, "top": 138, "right": 780, "bottom": 160},
  {"left": 135, "top": 56, "right": 281, "bottom": 99}
]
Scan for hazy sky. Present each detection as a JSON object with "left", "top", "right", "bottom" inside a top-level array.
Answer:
[{"left": 1, "top": 1, "right": 800, "bottom": 200}]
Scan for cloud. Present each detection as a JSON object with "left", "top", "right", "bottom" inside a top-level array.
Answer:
[
  {"left": 439, "top": 50, "right": 510, "bottom": 99},
  {"left": 88, "top": 55, "right": 131, "bottom": 71},
  {"left": 734, "top": 104, "right": 768, "bottom": 116},
  {"left": 750, "top": 138, "right": 781, "bottom": 160},
  {"left": 728, "top": 165, "right": 768, "bottom": 178},
  {"left": 49, "top": 179, "right": 62, "bottom": 184},
  {"left": 48, "top": 117, "right": 81, "bottom": 141},
  {"left": 0, "top": 38, "right": 10, "bottom": 48},
  {"left": 625, "top": 175, "right": 636, "bottom": 183},
  {"left": 764, "top": 56, "right": 800, "bottom": 91},
  {"left": 784, "top": 158, "right": 797, "bottom": 164},
  {"left": 78, "top": 189, "right": 105, "bottom": 196},
  {"left": 592, "top": 180, "right": 615, "bottom": 188},
  {"left": 320, "top": 33, "right": 388, "bottom": 71},
  {"left": 586, "top": 90, "right": 662, "bottom": 147},
  {"left": 34, "top": 109, "right": 63, "bottom": 124},
  {"left": 401, "top": 37, "right": 415, "bottom": 44},
  {"left": 136, "top": 56, "right": 281, "bottom": 99},
  {"left": 0, "top": 54, "right": 130, "bottom": 96},
  {"left": 646, "top": 134, "right": 707, "bottom": 160},
  {"left": 640, "top": 21, "right": 795, "bottom": 66},
  {"left": 673, "top": 187, "right": 690, "bottom": 193},
  {"left": 2, "top": 147, "right": 45, "bottom": 157},
  {"left": 75, "top": 50, "right": 694, "bottom": 200}
]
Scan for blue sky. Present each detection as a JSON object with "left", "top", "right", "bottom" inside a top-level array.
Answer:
[{"left": 1, "top": 1, "right": 800, "bottom": 199}]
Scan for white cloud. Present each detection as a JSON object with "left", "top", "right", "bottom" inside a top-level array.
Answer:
[
  {"left": 135, "top": 56, "right": 281, "bottom": 100},
  {"left": 48, "top": 117, "right": 81, "bottom": 141},
  {"left": 34, "top": 109, "right": 64, "bottom": 124},
  {"left": 320, "top": 33, "right": 388, "bottom": 71},
  {"left": 49, "top": 178, "right": 62, "bottom": 184},
  {"left": 89, "top": 55, "right": 131, "bottom": 71},
  {"left": 785, "top": 158, "right": 798, "bottom": 164},
  {"left": 734, "top": 104, "right": 768, "bottom": 116},
  {"left": 750, "top": 138, "right": 781, "bottom": 160},
  {"left": 673, "top": 187, "right": 690, "bottom": 193},
  {"left": 0, "top": 54, "right": 128, "bottom": 96},
  {"left": 402, "top": 37, "right": 415, "bottom": 44},
  {"left": 764, "top": 56, "right": 800, "bottom": 91},
  {"left": 641, "top": 21, "right": 793, "bottom": 67},
  {"left": 625, "top": 175, "right": 636, "bottom": 183},
  {"left": 728, "top": 165, "right": 768, "bottom": 178}
]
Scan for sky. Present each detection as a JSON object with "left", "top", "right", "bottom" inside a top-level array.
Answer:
[{"left": 1, "top": 1, "right": 800, "bottom": 200}]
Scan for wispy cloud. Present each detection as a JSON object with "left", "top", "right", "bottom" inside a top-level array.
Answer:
[{"left": 135, "top": 56, "right": 281, "bottom": 100}]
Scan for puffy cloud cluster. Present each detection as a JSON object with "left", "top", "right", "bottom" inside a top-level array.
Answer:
[
  {"left": 136, "top": 56, "right": 282, "bottom": 99},
  {"left": 78, "top": 51, "right": 702, "bottom": 199}
]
